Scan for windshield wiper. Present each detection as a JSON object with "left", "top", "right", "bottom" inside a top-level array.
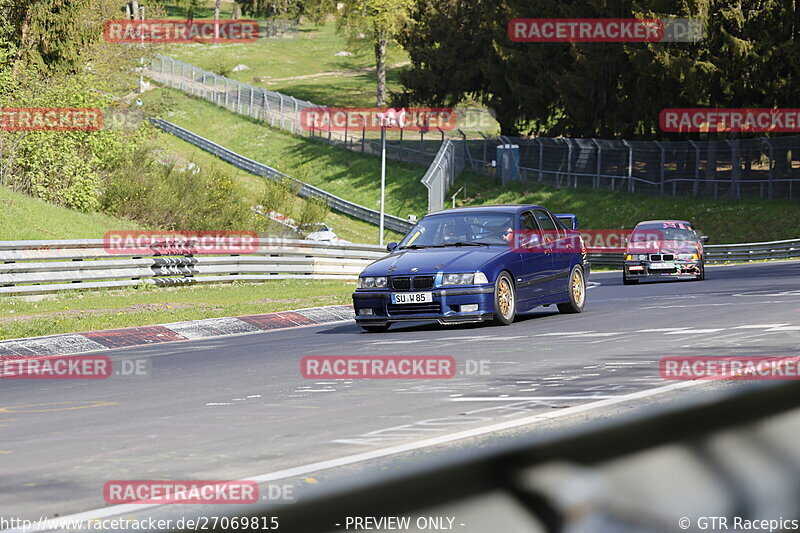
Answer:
[
  {"left": 400, "top": 244, "right": 443, "bottom": 249},
  {"left": 440, "top": 241, "right": 490, "bottom": 247}
]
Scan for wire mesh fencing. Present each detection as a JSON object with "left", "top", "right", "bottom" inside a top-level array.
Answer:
[{"left": 148, "top": 54, "right": 800, "bottom": 205}]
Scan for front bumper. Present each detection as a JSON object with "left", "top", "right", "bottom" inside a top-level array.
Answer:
[
  {"left": 352, "top": 285, "right": 495, "bottom": 325},
  {"left": 624, "top": 260, "right": 701, "bottom": 279}
]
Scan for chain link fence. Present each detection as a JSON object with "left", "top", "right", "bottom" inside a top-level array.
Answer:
[
  {"left": 147, "top": 54, "right": 443, "bottom": 166},
  {"left": 147, "top": 54, "right": 800, "bottom": 211},
  {"left": 463, "top": 134, "right": 800, "bottom": 201}
]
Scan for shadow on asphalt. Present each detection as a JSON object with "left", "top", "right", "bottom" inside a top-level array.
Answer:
[{"left": 316, "top": 310, "right": 562, "bottom": 335}]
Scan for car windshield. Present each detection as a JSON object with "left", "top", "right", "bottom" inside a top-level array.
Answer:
[
  {"left": 632, "top": 224, "right": 698, "bottom": 243},
  {"left": 398, "top": 213, "right": 515, "bottom": 248}
]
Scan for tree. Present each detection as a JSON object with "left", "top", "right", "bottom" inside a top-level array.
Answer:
[
  {"left": 237, "top": 0, "right": 304, "bottom": 20},
  {"left": 214, "top": 0, "right": 221, "bottom": 42},
  {"left": 397, "top": 0, "right": 800, "bottom": 139},
  {"left": 309, "top": 0, "right": 413, "bottom": 106}
]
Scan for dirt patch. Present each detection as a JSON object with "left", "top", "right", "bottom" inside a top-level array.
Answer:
[{"left": 257, "top": 61, "right": 410, "bottom": 84}]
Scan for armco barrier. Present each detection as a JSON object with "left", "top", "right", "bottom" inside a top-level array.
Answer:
[
  {"left": 0, "top": 238, "right": 385, "bottom": 295},
  {"left": 150, "top": 119, "right": 415, "bottom": 234},
  {"left": 1, "top": 237, "right": 797, "bottom": 294},
  {"left": 589, "top": 237, "right": 800, "bottom": 267},
  {"left": 198, "top": 381, "right": 800, "bottom": 533}
]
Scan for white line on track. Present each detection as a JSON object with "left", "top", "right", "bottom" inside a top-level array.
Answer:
[
  {"left": 636, "top": 328, "right": 690, "bottom": 332},
  {"left": 7, "top": 379, "right": 704, "bottom": 531},
  {"left": 732, "top": 324, "right": 790, "bottom": 329},
  {"left": 664, "top": 328, "right": 726, "bottom": 334},
  {"left": 533, "top": 331, "right": 596, "bottom": 336},
  {"left": 450, "top": 396, "right": 618, "bottom": 401}
]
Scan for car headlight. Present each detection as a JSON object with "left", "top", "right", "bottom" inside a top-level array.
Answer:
[
  {"left": 358, "top": 276, "right": 387, "bottom": 288},
  {"left": 638, "top": 254, "right": 647, "bottom": 260},
  {"left": 442, "top": 273, "right": 475, "bottom": 285},
  {"left": 677, "top": 253, "right": 698, "bottom": 261}
]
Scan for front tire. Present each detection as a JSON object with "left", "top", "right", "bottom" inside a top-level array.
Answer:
[
  {"left": 623, "top": 275, "right": 639, "bottom": 285},
  {"left": 694, "top": 262, "right": 705, "bottom": 281},
  {"left": 558, "top": 265, "right": 586, "bottom": 313},
  {"left": 360, "top": 324, "right": 390, "bottom": 333},
  {"left": 492, "top": 272, "right": 516, "bottom": 325}
]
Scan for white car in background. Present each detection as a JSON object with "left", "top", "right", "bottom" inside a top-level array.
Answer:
[{"left": 305, "top": 223, "right": 340, "bottom": 243}]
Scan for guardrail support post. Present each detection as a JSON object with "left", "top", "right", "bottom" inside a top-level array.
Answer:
[
  {"left": 236, "top": 82, "right": 242, "bottom": 114},
  {"left": 478, "top": 132, "right": 488, "bottom": 176},
  {"left": 623, "top": 140, "right": 634, "bottom": 193},
  {"left": 291, "top": 97, "right": 299, "bottom": 134},
  {"left": 654, "top": 141, "right": 665, "bottom": 195},
  {"left": 590, "top": 139, "right": 600, "bottom": 189},
  {"left": 688, "top": 140, "right": 701, "bottom": 197},
  {"left": 564, "top": 138, "right": 575, "bottom": 187},
  {"left": 724, "top": 139, "right": 740, "bottom": 200},
  {"left": 764, "top": 138, "right": 774, "bottom": 199}
]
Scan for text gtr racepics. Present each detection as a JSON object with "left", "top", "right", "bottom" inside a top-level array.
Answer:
[
  {"left": 623, "top": 220, "right": 708, "bottom": 285},
  {"left": 352, "top": 205, "right": 590, "bottom": 332}
]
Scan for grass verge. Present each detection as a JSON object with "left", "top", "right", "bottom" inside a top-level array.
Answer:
[
  {"left": 0, "top": 186, "right": 144, "bottom": 241},
  {"left": 144, "top": 87, "right": 423, "bottom": 228},
  {"left": 163, "top": 22, "right": 408, "bottom": 108},
  {"left": 146, "top": 87, "right": 799, "bottom": 244},
  {"left": 0, "top": 280, "right": 354, "bottom": 341},
  {"left": 152, "top": 128, "right": 398, "bottom": 244}
]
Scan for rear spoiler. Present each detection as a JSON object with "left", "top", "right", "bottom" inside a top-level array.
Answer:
[{"left": 555, "top": 213, "right": 578, "bottom": 230}]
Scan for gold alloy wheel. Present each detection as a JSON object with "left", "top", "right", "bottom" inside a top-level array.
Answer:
[
  {"left": 497, "top": 278, "right": 513, "bottom": 318},
  {"left": 571, "top": 269, "right": 585, "bottom": 307}
]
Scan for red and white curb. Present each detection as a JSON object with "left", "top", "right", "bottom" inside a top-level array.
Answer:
[{"left": 0, "top": 305, "right": 354, "bottom": 358}]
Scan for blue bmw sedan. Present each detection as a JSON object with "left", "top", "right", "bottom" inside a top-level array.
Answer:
[{"left": 352, "top": 205, "right": 590, "bottom": 332}]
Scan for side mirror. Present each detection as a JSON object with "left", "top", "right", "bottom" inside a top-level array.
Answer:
[
  {"left": 386, "top": 242, "right": 398, "bottom": 252},
  {"left": 700, "top": 235, "right": 709, "bottom": 244}
]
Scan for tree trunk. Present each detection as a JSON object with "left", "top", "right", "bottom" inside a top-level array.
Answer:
[
  {"left": 10, "top": 9, "right": 31, "bottom": 80},
  {"left": 232, "top": 2, "right": 241, "bottom": 20},
  {"left": 374, "top": 32, "right": 387, "bottom": 107},
  {"left": 214, "top": 0, "right": 221, "bottom": 43}
]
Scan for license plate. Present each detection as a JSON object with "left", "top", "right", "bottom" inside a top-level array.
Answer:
[
  {"left": 649, "top": 262, "right": 676, "bottom": 270},
  {"left": 391, "top": 292, "right": 433, "bottom": 304}
]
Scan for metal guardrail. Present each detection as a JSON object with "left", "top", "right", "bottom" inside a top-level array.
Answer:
[
  {"left": 0, "top": 238, "right": 385, "bottom": 295},
  {"left": 588, "top": 237, "right": 800, "bottom": 267},
  {"left": 1, "top": 235, "right": 796, "bottom": 294},
  {"left": 162, "top": 381, "right": 800, "bottom": 532},
  {"left": 150, "top": 119, "right": 414, "bottom": 234},
  {"left": 421, "top": 140, "right": 458, "bottom": 213}
]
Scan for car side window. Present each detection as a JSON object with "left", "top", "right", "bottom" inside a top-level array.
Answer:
[
  {"left": 533, "top": 210, "right": 556, "bottom": 230},
  {"left": 544, "top": 212, "right": 566, "bottom": 239},
  {"left": 533, "top": 209, "right": 561, "bottom": 242},
  {"left": 521, "top": 212, "right": 538, "bottom": 231}
]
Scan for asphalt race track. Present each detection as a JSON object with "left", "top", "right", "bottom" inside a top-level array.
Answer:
[{"left": 2, "top": 261, "right": 800, "bottom": 524}]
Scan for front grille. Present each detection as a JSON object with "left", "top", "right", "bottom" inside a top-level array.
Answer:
[
  {"left": 650, "top": 254, "right": 662, "bottom": 261},
  {"left": 391, "top": 277, "right": 411, "bottom": 290},
  {"left": 662, "top": 254, "right": 675, "bottom": 261},
  {"left": 413, "top": 276, "right": 435, "bottom": 290},
  {"left": 387, "top": 302, "right": 441, "bottom": 316}
]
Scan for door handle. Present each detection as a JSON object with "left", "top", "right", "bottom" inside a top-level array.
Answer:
[{"left": 544, "top": 249, "right": 552, "bottom": 255}]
